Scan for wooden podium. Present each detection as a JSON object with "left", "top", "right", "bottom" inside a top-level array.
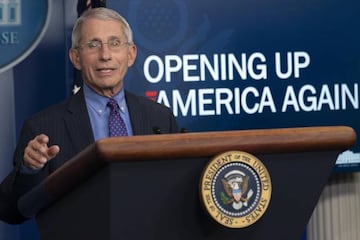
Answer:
[{"left": 18, "top": 126, "right": 356, "bottom": 240}]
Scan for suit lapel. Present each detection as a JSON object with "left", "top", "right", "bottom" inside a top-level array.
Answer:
[
  {"left": 126, "top": 91, "right": 148, "bottom": 135},
  {"left": 64, "top": 90, "right": 94, "bottom": 152}
]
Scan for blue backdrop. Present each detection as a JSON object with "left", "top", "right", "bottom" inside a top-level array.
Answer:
[
  {"left": 0, "top": 0, "right": 359, "bottom": 239},
  {"left": 105, "top": 0, "right": 360, "bottom": 172}
]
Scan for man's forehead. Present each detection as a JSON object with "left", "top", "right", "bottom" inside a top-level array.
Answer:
[{"left": 81, "top": 19, "right": 125, "bottom": 39}]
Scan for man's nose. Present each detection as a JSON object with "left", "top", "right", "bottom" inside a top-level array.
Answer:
[{"left": 99, "top": 43, "right": 112, "bottom": 60}]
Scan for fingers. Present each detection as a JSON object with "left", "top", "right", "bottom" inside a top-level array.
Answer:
[
  {"left": 23, "top": 134, "right": 60, "bottom": 170},
  {"left": 48, "top": 145, "right": 60, "bottom": 159}
]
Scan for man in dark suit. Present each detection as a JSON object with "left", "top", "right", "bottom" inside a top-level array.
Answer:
[{"left": 1, "top": 7, "right": 178, "bottom": 224}]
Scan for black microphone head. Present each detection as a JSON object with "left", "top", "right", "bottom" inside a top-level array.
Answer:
[
  {"left": 180, "top": 127, "right": 189, "bottom": 133},
  {"left": 153, "top": 127, "right": 162, "bottom": 134}
]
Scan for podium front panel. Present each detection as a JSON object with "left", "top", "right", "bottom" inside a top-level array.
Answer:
[{"left": 36, "top": 150, "right": 338, "bottom": 240}]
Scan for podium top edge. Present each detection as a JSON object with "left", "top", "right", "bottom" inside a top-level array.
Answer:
[{"left": 94, "top": 126, "right": 356, "bottom": 161}]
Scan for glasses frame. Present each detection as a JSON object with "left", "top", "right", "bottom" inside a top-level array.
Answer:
[{"left": 76, "top": 38, "right": 130, "bottom": 52}]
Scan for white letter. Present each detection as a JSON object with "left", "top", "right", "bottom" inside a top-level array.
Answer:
[
  {"left": 215, "top": 88, "right": 234, "bottom": 115},
  {"left": 248, "top": 52, "right": 267, "bottom": 80},
  {"left": 172, "top": 89, "right": 197, "bottom": 117},
  {"left": 157, "top": 90, "right": 171, "bottom": 108},
  {"left": 342, "top": 83, "right": 359, "bottom": 109},
  {"left": 183, "top": 54, "right": 200, "bottom": 82},
  {"left": 143, "top": 55, "right": 164, "bottom": 83},
  {"left": 293, "top": 51, "right": 310, "bottom": 78},
  {"left": 165, "top": 55, "right": 182, "bottom": 82},
  {"left": 275, "top": 52, "right": 293, "bottom": 79},
  {"left": 298, "top": 84, "right": 317, "bottom": 111},
  {"left": 282, "top": 86, "right": 300, "bottom": 112},
  {"left": 198, "top": 89, "right": 215, "bottom": 116},
  {"left": 258, "top": 87, "right": 276, "bottom": 113},
  {"left": 228, "top": 53, "right": 248, "bottom": 80},
  {"left": 242, "top": 87, "right": 259, "bottom": 114},
  {"left": 317, "top": 85, "right": 334, "bottom": 111},
  {"left": 200, "top": 54, "right": 219, "bottom": 81}
]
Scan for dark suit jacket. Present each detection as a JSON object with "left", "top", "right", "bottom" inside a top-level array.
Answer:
[{"left": 0, "top": 89, "right": 179, "bottom": 224}]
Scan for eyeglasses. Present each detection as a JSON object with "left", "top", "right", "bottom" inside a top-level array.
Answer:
[{"left": 77, "top": 38, "right": 130, "bottom": 52}]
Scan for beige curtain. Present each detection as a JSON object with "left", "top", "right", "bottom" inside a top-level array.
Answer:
[{"left": 307, "top": 172, "right": 360, "bottom": 240}]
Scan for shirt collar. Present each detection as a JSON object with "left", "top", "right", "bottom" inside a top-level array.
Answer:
[{"left": 83, "top": 83, "right": 126, "bottom": 115}]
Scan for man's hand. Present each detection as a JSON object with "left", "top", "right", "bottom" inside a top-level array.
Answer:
[{"left": 23, "top": 134, "right": 60, "bottom": 170}]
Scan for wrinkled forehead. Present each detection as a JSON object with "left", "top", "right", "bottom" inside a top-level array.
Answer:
[{"left": 79, "top": 18, "right": 126, "bottom": 41}]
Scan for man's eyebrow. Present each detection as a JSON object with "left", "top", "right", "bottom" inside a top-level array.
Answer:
[
  {"left": 86, "top": 37, "right": 102, "bottom": 42},
  {"left": 86, "top": 36, "right": 122, "bottom": 42}
]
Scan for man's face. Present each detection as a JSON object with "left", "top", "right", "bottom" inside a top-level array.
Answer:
[{"left": 69, "top": 18, "right": 136, "bottom": 97}]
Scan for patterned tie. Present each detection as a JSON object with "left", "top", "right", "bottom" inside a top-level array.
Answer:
[{"left": 107, "top": 98, "right": 128, "bottom": 137}]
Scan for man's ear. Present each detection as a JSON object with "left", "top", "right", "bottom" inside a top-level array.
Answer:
[
  {"left": 127, "top": 44, "right": 137, "bottom": 67},
  {"left": 69, "top": 48, "right": 82, "bottom": 70}
]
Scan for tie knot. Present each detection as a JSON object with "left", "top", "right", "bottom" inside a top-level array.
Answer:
[{"left": 107, "top": 98, "right": 119, "bottom": 112}]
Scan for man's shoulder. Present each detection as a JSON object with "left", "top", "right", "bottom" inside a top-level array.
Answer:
[
  {"left": 125, "top": 90, "right": 169, "bottom": 110},
  {"left": 26, "top": 92, "right": 84, "bottom": 122}
]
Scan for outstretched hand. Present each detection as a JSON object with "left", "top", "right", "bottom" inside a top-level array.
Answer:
[{"left": 23, "top": 134, "right": 60, "bottom": 170}]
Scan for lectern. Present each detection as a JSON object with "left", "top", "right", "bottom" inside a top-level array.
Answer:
[{"left": 18, "top": 126, "right": 356, "bottom": 240}]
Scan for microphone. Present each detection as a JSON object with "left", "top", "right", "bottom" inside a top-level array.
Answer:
[
  {"left": 153, "top": 126, "right": 162, "bottom": 134},
  {"left": 153, "top": 126, "right": 189, "bottom": 134},
  {"left": 180, "top": 127, "right": 189, "bottom": 133}
]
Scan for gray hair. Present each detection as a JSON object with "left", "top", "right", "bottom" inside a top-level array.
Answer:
[{"left": 71, "top": 7, "right": 134, "bottom": 48}]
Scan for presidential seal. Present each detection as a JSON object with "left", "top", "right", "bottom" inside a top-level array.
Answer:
[{"left": 200, "top": 151, "right": 272, "bottom": 228}]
